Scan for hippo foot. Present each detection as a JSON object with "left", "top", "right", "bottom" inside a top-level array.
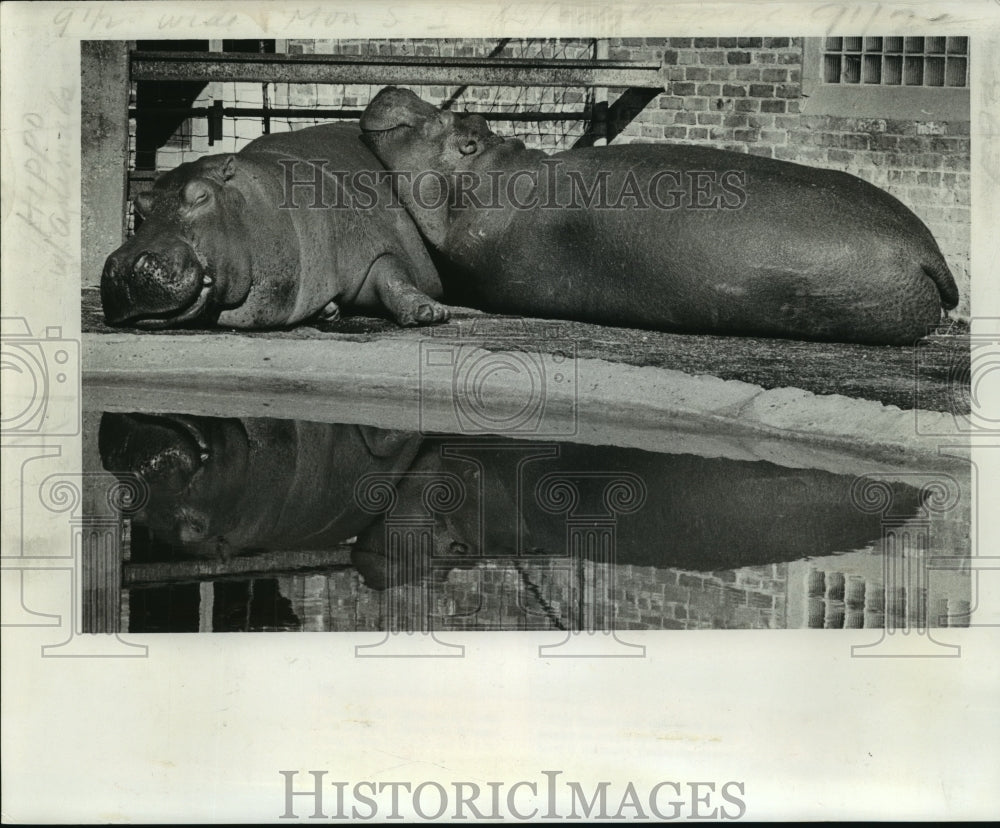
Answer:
[
  {"left": 397, "top": 299, "right": 451, "bottom": 327},
  {"left": 370, "top": 254, "right": 451, "bottom": 327},
  {"left": 318, "top": 300, "right": 341, "bottom": 322}
]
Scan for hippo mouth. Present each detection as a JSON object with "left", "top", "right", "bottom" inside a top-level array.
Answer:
[
  {"left": 102, "top": 238, "right": 218, "bottom": 329},
  {"left": 131, "top": 279, "right": 215, "bottom": 330},
  {"left": 100, "top": 413, "right": 213, "bottom": 492}
]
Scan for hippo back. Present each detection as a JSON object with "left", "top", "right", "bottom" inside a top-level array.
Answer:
[{"left": 220, "top": 123, "right": 440, "bottom": 327}]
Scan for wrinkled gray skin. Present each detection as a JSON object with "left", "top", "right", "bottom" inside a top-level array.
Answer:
[
  {"left": 100, "top": 413, "right": 921, "bottom": 588},
  {"left": 360, "top": 87, "right": 959, "bottom": 345},
  {"left": 99, "top": 413, "right": 424, "bottom": 556},
  {"left": 101, "top": 123, "right": 448, "bottom": 329}
]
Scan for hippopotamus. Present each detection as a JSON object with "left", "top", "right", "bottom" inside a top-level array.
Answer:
[
  {"left": 99, "top": 413, "right": 922, "bottom": 585},
  {"left": 359, "top": 87, "right": 960, "bottom": 345},
  {"left": 98, "top": 413, "right": 424, "bottom": 556},
  {"left": 101, "top": 123, "right": 448, "bottom": 329}
]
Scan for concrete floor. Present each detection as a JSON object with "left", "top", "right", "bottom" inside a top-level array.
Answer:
[
  {"left": 82, "top": 287, "right": 971, "bottom": 476},
  {"left": 82, "top": 287, "right": 969, "bottom": 412}
]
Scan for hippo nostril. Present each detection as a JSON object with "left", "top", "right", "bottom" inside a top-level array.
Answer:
[{"left": 133, "top": 251, "right": 171, "bottom": 279}]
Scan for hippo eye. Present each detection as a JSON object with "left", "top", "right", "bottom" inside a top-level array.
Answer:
[
  {"left": 459, "top": 139, "right": 479, "bottom": 156},
  {"left": 183, "top": 180, "right": 213, "bottom": 207}
]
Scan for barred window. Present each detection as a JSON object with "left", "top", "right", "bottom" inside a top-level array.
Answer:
[
  {"left": 790, "top": 563, "right": 971, "bottom": 630},
  {"left": 801, "top": 36, "right": 970, "bottom": 120},
  {"left": 822, "top": 36, "right": 968, "bottom": 88}
]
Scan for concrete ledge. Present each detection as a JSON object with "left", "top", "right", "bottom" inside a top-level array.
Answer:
[
  {"left": 84, "top": 332, "right": 969, "bottom": 478},
  {"left": 81, "top": 288, "right": 970, "bottom": 412}
]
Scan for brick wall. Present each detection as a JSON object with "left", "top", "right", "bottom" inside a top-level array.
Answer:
[
  {"left": 115, "top": 492, "right": 970, "bottom": 633},
  {"left": 610, "top": 37, "right": 971, "bottom": 316},
  {"left": 273, "top": 560, "right": 789, "bottom": 632}
]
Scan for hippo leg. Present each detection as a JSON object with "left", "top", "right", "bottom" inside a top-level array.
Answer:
[{"left": 371, "top": 254, "right": 450, "bottom": 326}]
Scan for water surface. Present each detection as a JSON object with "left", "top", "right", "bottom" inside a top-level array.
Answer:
[{"left": 86, "top": 411, "right": 972, "bottom": 633}]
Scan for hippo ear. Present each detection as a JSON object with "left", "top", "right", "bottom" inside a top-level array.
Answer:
[
  {"left": 133, "top": 191, "right": 155, "bottom": 218},
  {"left": 221, "top": 155, "right": 237, "bottom": 181}
]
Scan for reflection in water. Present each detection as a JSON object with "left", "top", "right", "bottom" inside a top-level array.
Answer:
[{"left": 93, "top": 413, "right": 971, "bottom": 633}]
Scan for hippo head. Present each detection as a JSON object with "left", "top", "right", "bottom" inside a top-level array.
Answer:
[
  {"left": 100, "top": 413, "right": 429, "bottom": 561},
  {"left": 101, "top": 155, "right": 253, "bottom": 328},
  {"left": 360, "top": 87, "right": 508, "bottom": 245},
  {"left": 360, "top": 87, "right": 506, "bottom": 172},
  {"left": 99, "top": 412, "right": 253, "bottom": 555}
]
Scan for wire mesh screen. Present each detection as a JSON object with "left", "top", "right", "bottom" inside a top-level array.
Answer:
[
  {"left": 126, "top": 38, "right": 600, "bottom": 234},
  {"left": 134, "top": 39, "right": 598, "bottom": 165}
]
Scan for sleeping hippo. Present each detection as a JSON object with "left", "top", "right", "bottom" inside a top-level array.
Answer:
[
  {"left": 359, "top": 87, "right": 960, "bottom": 345},
  {"left": 99, "top": 413, "right": 922, "bottom": 581},
  {"left": 101, "top": 123, "right": 448, "bottom": 328},
  {"left": 98, "top": 413, "right": 425, "bottom": 556}
]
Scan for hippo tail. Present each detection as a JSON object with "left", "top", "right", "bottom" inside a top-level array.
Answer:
[{"left": 923, "top": 254, "right": 960, "bottom": 310}]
